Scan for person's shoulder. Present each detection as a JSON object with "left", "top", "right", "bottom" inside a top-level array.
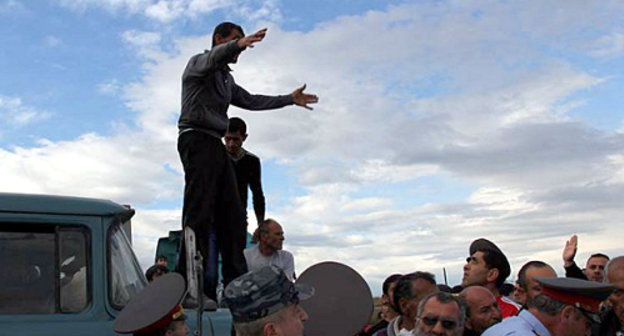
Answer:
[
  {"left": 498, "top": 295, "right": 522, "bottom": 313},
  {"left": 244, "top": 244, "right": 259, "bottom": 255},
  {"left": 278, "top": 249, "right": 294, "bottom": 258},
  {"left": 482, "top": 317, "right": 527, "bottom": 336},
  {"left": 243, "top": 150, "right": 261, "bottom": 161}
]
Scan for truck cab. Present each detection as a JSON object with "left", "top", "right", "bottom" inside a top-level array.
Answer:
[{"left": 0, "top": 193, "right": 231, "bottom": 335}]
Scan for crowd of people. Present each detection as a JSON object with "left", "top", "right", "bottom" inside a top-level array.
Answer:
[{"left": 361, "top": 236, "right": 622, "bottom": 336}]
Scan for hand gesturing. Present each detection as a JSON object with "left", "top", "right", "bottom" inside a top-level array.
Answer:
[
  {"left": 562, "top": 235, "right": 578, "bottom": 267},
  {"left": 237, "top": 28, "right": 267, "bottom": 49},
  {"left": 292, "top": 84, "right": 319, "bottom": 110}
]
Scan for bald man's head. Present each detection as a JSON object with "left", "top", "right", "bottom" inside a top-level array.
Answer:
[
  {"left": 606, "top": 257, "right": 624, "bottom": 325},
  {"left": 460, "top": 286, "right": 502, "bottom": 335}
]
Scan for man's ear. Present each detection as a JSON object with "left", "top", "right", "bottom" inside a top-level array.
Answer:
[
  {"left": 486, "top": 268, "right": 500, "bottom": 284},
  {"left": 243, "top": 133, "right": 248, "bottom": 141},
  {"left": 560, "top": 305, "right": 575, "bottom": 322},
  {"left": 263, "top": 322, "right": 279, "bottom": 336},
  {"left": 465, "top": 314, "right": 474, "bottom": 331},
  {"left": 214, "top": 34, "right": 225, "bottom": 45}
]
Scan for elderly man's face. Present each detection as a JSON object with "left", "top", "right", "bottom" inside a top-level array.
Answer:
[
  {"left": 273, "top": 304, "right": 308, "bottom": 336},
  {"left": 262, "top": 221, "right": 285, "bottom": 252},
  {"left": 584, "top": 256, "right": 608, "bottom": 282},
  {"left": 415, "top": 297, "right": 463, "bottom": 336},
  {"left": 463, "top": 287, "right": 502, "bottom": 334}
]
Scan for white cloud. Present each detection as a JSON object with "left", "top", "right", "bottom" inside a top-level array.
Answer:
[
  {"left": 590, "top": 32, "right": 624, "bottom": 58},
  {"left": 0, "top": 0, "right": 25, "bottom": 13},
  {"left": 56, "top": 0, "right": 281, "bottom": 23},
  {"left": 122, "top": 30, "right": 161, "bottom": 47},
  {"left": 43, "top": 35, "right": 62, "bottom": 47},
  {"left": 97, "top": 79, "right": 123, "bottom": 95},
  {"left": 0, "top": 132, "right": 181, "bottom": 204},
  {"left": 0, "top": 95, "right": 51, "bottom": 129}
]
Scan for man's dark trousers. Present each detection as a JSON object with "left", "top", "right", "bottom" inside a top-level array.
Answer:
[{"left": 177, "top": 130, "right": 248, "bottom": 299}]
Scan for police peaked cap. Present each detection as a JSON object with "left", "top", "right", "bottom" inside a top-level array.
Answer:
[
  {"left": 535, "top": 277, "right": 614, "bottom": 317},
  {"left": 114, "top": 273, "right": 186, "bottom": 335}
]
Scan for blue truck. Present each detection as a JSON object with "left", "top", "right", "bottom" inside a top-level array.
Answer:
[{"left": 0, "top": 192, "right": 231, "bottom": 335}]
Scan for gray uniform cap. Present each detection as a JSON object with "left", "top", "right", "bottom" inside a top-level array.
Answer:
[{"left": 224, "top": 265, "right": 314, "bottom": 323}]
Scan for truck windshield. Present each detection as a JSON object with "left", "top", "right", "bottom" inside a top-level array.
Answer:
[{"left": 108, "top": 222, "right": 147, "bottom": 308}]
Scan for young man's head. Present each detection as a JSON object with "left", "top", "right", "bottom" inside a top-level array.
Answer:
[
  {"left": 259, "top": 219, "right": 285, "bottom": 254},
  {"left": 584, "top": 253, "right": 609, "bottom": 282},
  {"left": 414, "top": 292, "right": 466, "bottom": 336},
  {"left": 225, "top": 266, "right": 314, "bottom": 336},
  {"left": 381, "top": 273, "right": 403, "bottom": 321},
  {"left": 225, "top": 117, "right": 248, "bottom": 157},
  {"left": 514, "top": 261, "right": 557, "bottom": 306},
  {"left": 460, "top": 286, "right": 502, "bottom": 335},
  {"left": 393, "top": 272, "right": 438, "bottom": 330},
  {"left": 462, "top": 239, "right": 510, "bottom": 291},
  {"left": 212, "top": 22, "right": 245, "bottom": 63}
]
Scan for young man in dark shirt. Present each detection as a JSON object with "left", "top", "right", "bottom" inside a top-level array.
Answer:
[{"left": 224, "top": 117, "right": 265, "bottom": 225}]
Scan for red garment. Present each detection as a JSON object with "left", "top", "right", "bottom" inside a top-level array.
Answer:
[{"left": 497, "top": 295, "right": 521, "bottom": 319}]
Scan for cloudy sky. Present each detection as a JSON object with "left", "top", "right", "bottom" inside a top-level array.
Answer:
[{"left": 2, "top": 0, "right": 624, "bottom": 295}]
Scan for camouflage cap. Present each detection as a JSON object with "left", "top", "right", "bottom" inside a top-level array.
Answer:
[{"left": 224, "top": 265, "right": 314, "bottom": 323}]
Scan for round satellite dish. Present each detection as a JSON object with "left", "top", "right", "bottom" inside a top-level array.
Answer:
[{"left": 296, "top": 261, "right": 373, "bottom": 336}]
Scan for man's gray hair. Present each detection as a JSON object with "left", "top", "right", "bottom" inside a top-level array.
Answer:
[
  {"left": 234, "top": 305, "right": 288, "bottom": 336},
  {"left": 416, "top": 292, "right": 466, "bottom": 329},
  {"left": 604, "top": 256, "right": 624, "bottom": 282},
  {"left": 526, "top": 294, "right": 566, "bottom": 316}
]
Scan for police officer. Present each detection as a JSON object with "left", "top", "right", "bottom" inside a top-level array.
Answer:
[
  {"left": 223, "top": 265, "right": 314, "bottom": 336},
  {"left": 114, "top": 273, "right": 189, "bottom": 336},
  {"left": 482, "top": 277, "right": 614, "bottom": 336}
]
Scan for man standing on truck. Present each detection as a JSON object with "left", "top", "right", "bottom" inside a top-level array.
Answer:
[
  {"left": 225, "top": 117, "right": 266, "bottom": 225},
  {"left": 177, "top": 22, "right": 318, "bottom": 300}
]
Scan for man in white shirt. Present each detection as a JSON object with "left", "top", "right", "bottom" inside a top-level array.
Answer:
[{"left": 244, "top": 219, "right": 296, "bottom": 281}]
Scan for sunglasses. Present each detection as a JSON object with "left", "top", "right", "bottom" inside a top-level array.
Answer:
[{"left": 421, "top": 316, "right": 458, "bottom": 330}]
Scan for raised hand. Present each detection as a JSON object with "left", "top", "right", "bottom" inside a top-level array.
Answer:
[
  {"left": 237, "top": 28, "right": 267, "bottom": 49},
  {"left": 562, "top": 235, "right": 578, "bottom": 267},
  {"left": 291, "top": 84, "right": 319, "bottom": 110}
]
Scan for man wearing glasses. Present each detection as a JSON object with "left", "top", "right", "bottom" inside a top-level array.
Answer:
[
  {"left": 413, "top": 292, "right": 466, "bottom": 336},
  {"left": 481, "top": 277, "right": 613, "bottom": 336}
]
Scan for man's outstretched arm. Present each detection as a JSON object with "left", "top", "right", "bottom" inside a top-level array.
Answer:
[{"left": 231, "top": 83, "right": 319, "bottom": 111}]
